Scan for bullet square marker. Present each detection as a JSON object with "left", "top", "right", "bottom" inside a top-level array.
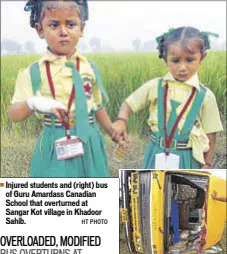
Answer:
[{"left": 0, "top": 183, "right": 4, "bottom": 187}]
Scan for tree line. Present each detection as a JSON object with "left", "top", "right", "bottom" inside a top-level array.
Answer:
[
  {"left": 1, "top": 39, "right": 36, "bottom": 54},
  {"left": 1, "top": 37, "right": 226, "bottom": 55}
]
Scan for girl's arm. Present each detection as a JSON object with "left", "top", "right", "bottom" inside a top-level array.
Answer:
[
  {"left": 8, "top": 97, "right": 67, "bottom": 122},
  {"left": 202, "top": 133, "right": 216, "bottom": 169},
  {"left": 8, "top": 101, "right": 33, "bottom": 122},
  {"left": 212, "top": 191, "right": 227, "bottom": 202},
  {"left": 111, "top": 101, "right": 132, "bottom": 142},
  {"left": 95, "top": 108, "right": 113, "bottom": 136}
]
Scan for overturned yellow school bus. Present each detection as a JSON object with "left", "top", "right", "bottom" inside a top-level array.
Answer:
[{"left": 120, "top": 170, "right": 226, "bottom": 254}]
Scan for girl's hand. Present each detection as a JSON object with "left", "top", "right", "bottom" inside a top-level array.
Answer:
[
  {"left": 201, "top": 163, "right": 211, "bottom": 169},
  {"left": 211, "top": 190, "right": 217, "bottom": 199},
  {"left": 111, "top": 119, "right": 127, "bottom": 142},
  {"left": 119, "top": 135, "right": 133, "bottom": 148},
  {"left": 27, "top": 96, "right": 67, "bottom": 117},
  {"left": 51, "top": 108, "right": 67, "bottom": 122}
]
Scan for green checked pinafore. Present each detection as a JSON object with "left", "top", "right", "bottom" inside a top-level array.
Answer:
[
  {"left": 143, "top": 78, "right": 206, "bottom": 169},
  {"left": 29, "top": 60, "right": 109, "bottom": 177}
]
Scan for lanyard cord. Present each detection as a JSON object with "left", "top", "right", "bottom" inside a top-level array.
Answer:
[
  {"left": 163, "top": 83, "right": 196, "bottom": 154},
  {"left": 45, "top": 58, "right": 80, "bottom": 139}
]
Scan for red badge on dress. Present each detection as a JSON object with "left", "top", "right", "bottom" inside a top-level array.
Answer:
[{"left": 83, "top": 77, "right": 93, "bottom": 99}]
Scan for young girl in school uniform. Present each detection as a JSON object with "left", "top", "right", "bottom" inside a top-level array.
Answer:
[
  {"left": 8, "top": 0, "right": 113, "bottom": 177},
  {"left": 112, "top": 27, "right": 223, "bottom": 169}
]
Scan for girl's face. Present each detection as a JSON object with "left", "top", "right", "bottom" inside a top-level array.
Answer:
[
  {"left": 36, "top": 2, "right": 84, "bottom": 59},
  {"left": 164, "top": 41, "right": 204, "bottom": 82}
]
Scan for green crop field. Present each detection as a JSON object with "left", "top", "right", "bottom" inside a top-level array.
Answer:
[
  {"left": 1, "top": 51, "right": 226, "bottom": 176},
  {"left": 1, "top": 51, "right": 226, "bottom": 135},
  {"left": 1, "top": 52, "right": 226, "bottom": 253}
]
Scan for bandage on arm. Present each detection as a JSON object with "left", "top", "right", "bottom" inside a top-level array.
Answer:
[
  {"left": 26, "top": 96, "right": 66, "bottom": 114},
  {"left": 8, "top": 96, "right": 67, "bottom": 122}
]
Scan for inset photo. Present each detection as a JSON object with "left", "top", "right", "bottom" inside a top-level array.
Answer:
[{"left": 120, "top": 170, "right": 226, "bottom": 254}]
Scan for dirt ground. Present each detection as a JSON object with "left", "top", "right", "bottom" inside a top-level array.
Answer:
[
  {"left": 1, "top": 130, "right": 226, "bottom": 253},
  {"left": 107, "top": 129, "right": 227, "bottom": 176},
  {"left": 116, "top": 128, "right": 226, "bottom": 254},
  {"left": 1, "top": 117, "right": 226, "bottom": 177}
]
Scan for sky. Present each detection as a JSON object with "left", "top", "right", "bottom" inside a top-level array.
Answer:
[
  {"left": 1, "top": 1, "right": 226, "bottom": 53},
  {"left": 199, "top": 170, "right": 226, "bottom": 180}
]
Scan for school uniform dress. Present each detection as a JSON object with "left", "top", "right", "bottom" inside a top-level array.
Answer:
[
  {"left": 126, "top": 72, "right": 223, "bottom": 169},
  {"left": 12, "top": 49, "right": 109, "bottom": 177}
]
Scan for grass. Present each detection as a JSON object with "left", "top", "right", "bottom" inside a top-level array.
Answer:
[
  {"left": 1, "top": 51, "right": 226, "bottom": 136},
  {"left": 1, "top": 51, "right": 226, "bottom": 173},
  {"left": 221, "top": 224, "right": 227, "bottom": 253},
  {"left": 1, "top": 51, "right": 226, "bottom": 252}
]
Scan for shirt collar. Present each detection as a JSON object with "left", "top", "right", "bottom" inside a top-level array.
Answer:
[
  {"left": 163, "top": 72, "right": 201, "bottom": 91},
  {"left": 39, "top": 48, "right": 80, "bottom": 64}
]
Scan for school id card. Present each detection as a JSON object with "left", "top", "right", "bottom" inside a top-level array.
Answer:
[
  {"left": 155, "top": 153, "right": 180, "bottom": 169},
  {"left": 55, "top": 136, "right": 84, "bottom": 160}
]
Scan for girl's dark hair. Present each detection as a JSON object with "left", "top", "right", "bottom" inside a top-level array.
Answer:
[
  {"left": 24, "top": 0, "right": 88, "bottom": 28},
  {"left": 156, "top": 27, "right": 215, "bottom": 59}
]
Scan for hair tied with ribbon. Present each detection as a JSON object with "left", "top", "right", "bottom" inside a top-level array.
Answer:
[
  {"left": 155, "top": 28, "right": 175, "bottom": 46},
  {"left": 24, "top": 0, "right": 34, "bottom": 11},
  {"left": 201, "top": 31, "right": 219, "bottom": 39},
  {"left": 24, "top": 0, "right": 89, "bottom": 21},
  {"left": 155, "top": 28, "right": 175, "bottom": 58},
  {"left": 201, "top": 31, "right": 219, "bottom": 50}
]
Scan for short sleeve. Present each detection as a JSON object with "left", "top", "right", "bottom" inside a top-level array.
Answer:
[
  {"left": 200, "top": 88, "right": 223, "bottom": 134},
  {"left": 125, "top": 78, "right": 159, "bottom": 113},
  {"left": 11, "top": 68, "right": 34, "bottom": 104},
  {"left": 93, "top": 80, "right": 103, "bottom": 107}
]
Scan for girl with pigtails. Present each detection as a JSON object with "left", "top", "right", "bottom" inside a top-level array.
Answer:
[
  {"left": 8, "top": 0, "right": 114, "bottom": 177},
  {"left": 112, "top": 27, "right": 223, "bottom": 169}
]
